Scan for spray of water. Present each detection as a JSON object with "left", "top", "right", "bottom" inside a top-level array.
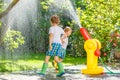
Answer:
[
  {"left": 0, "top": 0, "right": 39, "bottom": 71},
  {"left": 50, "top": 0, "right": 82, "bottom": 28},
  {"left": 3, "top": 0, "right": 37, "bottom": 51},
  {"left": 1, "top": 0, "right": 38, "bottom": 57}
]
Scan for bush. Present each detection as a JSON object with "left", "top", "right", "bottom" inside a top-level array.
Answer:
[{"left": 3, "top": 29, "right": 24, "bottom": 52}]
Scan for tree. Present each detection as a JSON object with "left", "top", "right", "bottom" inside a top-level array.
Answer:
[
  {"left": 0, "top": 0, "right": 20, "bottom": 44},
  {"left": 0, "top": 0, "right": 19, "bottom": 18}
]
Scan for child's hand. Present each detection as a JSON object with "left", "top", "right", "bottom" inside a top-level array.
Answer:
[
  {"left": 61, "top": 39, "right": 65, "bottom": 44},
  {"left": 49, "top": 45, "right": 52, "bottom": 50}
]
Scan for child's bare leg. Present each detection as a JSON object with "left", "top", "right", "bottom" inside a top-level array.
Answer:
[
  {"left": 54, "top": 56, "right": 60, "bottom": 63},
  {"left": 59, "top": 58, "right": 63, "bottom": 62},
  {"left": 44, "top": 56, "right": 51, "bottom": 63}
]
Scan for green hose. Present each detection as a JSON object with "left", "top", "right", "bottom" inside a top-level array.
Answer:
[{"left": 99, "top": 57, "right": 120, "bottom": 74}]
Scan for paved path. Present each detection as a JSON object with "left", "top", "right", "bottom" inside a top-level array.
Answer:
[{"left": 0, "top": 65, "right": 120, "bottom": 80}]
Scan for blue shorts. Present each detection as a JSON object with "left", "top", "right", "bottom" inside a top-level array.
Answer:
[
  {"left": 59, "top": 48, "right": 66, "bottom": 59},
  {"left": 46, "top": 43, "right": 62, "bottom": 57}
]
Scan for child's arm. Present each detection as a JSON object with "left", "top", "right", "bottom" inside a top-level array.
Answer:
[
  {"left": 61, "top": 28, "right": 66, "bottom": 44},
  {"left": 61, "top": 38, "right": 64, "bottom": 44},
  {"left": 61, "top": 34, "right": 67, "bottom": 44},
  {"left": 49, "top": 33, "right": 53, "bottom": 50}
]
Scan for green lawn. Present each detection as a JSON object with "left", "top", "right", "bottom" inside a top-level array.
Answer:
[{"left": 0, "top": 53, "right": 86, "bottom": 72}]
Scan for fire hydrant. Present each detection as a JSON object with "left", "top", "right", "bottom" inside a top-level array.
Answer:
[{"left": 80, "top": 28, "right": 104, "bottom": 74}]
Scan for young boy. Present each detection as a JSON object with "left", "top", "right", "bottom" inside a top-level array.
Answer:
[
  {"left": 39, "top": 15, "right": 65, "bottom": 77},
  {"left": 52, "top": 27, "right": 72, "bottom": 70}
]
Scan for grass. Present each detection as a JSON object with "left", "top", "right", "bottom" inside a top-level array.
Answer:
[{"left": 0, "top": 53, "right": 86, "bottom": 72}]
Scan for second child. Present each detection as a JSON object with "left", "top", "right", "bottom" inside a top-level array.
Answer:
[{"left": 52, "top": 27, "right": 72, "bottom": 70}]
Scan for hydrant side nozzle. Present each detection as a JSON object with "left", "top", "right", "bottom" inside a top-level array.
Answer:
[
  {"left": 94, "top": 39, "right": 101, "bottom": 57},
  {"left": 95, "top": 49, "right": 101, "bottom": 57}
]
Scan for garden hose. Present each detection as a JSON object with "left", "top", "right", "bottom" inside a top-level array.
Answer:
[{"left": 99, "top": 57, "right": 120, "bottom": 74}]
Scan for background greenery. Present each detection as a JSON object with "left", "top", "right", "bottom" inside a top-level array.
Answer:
[{"left": 0, "top": 0, "right": 120, "bottom": 72}]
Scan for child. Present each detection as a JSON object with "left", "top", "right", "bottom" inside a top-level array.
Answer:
[
  {"left": 39, "top": 15, "right": 65, "bottom": 77},
  {"left": 52, "top": 27, "right": 72, "bottom": 70}
]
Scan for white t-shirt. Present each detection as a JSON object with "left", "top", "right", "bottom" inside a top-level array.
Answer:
[
  {"left": 62, "top": 37, "right": 68, "bottom": 49},
  {"left": 49, "top": 26, "right": 65, "bottom": 44}
]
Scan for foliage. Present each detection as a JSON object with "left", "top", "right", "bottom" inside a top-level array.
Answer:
[
  {"left": 38, "top": 0, "right": 120, "bottom": 59},
  {"left": 0, "top": 1, "right": 3, "bottom": 31},
  {"left": 0, "top": 1, "right": 4, "bottom": 12},
  {"left": 0, "top": 0, "right": 120, "bottom": 62},
  {"left": 109, "top": 29, "right": 120, "bottom": 50},
  {"left": 71, "top": 0, "right": 120, "bottom": 59},
  {"left": 3, "top": 29, "right": 25, "bottom": 52},
  {"left": 0, "top": 0, "right": 120, "bottom": 72}
]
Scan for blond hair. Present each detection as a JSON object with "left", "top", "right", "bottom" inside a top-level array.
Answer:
[{"left": 64, "top": 27, "right": 72, "bottom": 32}]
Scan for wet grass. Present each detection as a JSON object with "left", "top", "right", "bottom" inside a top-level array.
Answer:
[{"left": 0, "top": 53, "right": 86, "bottom": 72}]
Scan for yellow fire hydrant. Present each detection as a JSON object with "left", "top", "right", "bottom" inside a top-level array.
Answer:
[
  {"left": 80, "top": 28, "right": 103, "bottom": 75},
  {"left": 82, "top": 39, "right": 103, "bottom": 74}
]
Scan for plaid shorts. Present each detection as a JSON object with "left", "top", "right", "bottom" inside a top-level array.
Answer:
[
  {"left": 59, "top": 48, "right": 66, "bottom": 59},
  {"left": 46, "top": 43, "right": 62, "bottom": 57}
]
